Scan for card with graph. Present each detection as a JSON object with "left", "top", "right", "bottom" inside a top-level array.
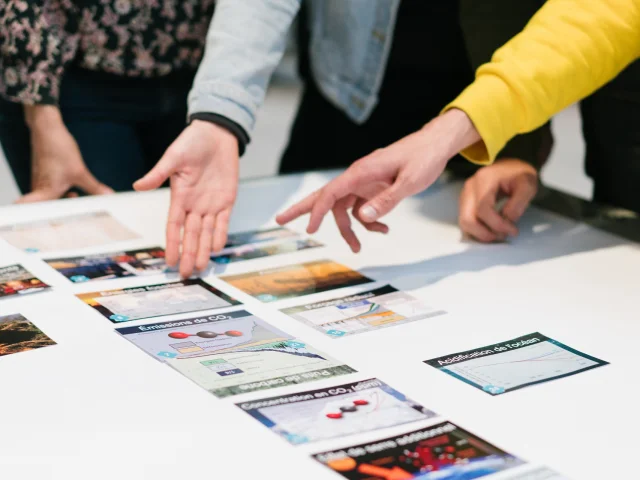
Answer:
[
  {"left": 425, "top": 332, "right": 608, "bottom": 395},
  {"left": 167, "top": 339, "right": 356, "bottom": 399},
  {"left": 281, "top": 285, "right": 446, "bottom": 338},
  {"left": 236, "top": 378, "right": 436, "bottom": 445}
]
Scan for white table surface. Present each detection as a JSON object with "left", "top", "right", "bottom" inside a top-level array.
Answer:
[{"left": 0, "top": 171, "right": 638, "bottom": 480}]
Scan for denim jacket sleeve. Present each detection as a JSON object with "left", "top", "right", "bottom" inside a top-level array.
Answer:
[{"left": 187, "top": 0, "right": 301, "bottom": 136}]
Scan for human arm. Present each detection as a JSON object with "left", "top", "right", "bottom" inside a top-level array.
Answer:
[
  {"left": 187, "top": 0, "right": 302, "bottom": 133},
  {"left": 448, "top": 0, "right": 640, "bottom": 165},
  {"left": 1, "top": 1, "right": 111, "bottom": 201},
  {"left": 455, "top": 0, "right": 552, "bottom": 241},
  {"left": 18, "top": 105, "right": 113, "bottom": 203},
  {"left": 276, "top": 109, "right": 481, "bottom": 252},
  {"left": 135, "top": 0, "right": 302, "bottom": 277},
  {"left": 278, "top": 0, "right": 640, "bottom": 250},
  {"left": 458, "top": 159, "right": 538, "bottom": 242}
]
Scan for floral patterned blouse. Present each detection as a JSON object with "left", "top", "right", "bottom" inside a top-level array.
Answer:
[{"left": 0, "top": 0, "right": 216, "bottom": 105}]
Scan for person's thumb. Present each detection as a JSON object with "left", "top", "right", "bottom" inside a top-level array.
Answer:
[
  {"left": 358, "top": 180, "right": 411, "bottom": 223},
  {"left": 75, "top": 169, "right": 114, "bottom": 196},
  {"left": 133, "top": 153, "right": 178, "bottom": 192},
  {"left": 15, "top": 187, "right": 63, "bottom": 204}
]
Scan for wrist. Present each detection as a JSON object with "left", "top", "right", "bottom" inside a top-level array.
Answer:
[
  {"left": 496, "top": 157, "right": 538, "bottom": 174},
  {"left": 24, "top": 105, "right": 65, "bottom": 132},
  {"left": 437, "top": 108, "right": 481, "bottom": 160},
  {"left": 189, "top": 114, "right": 249, "bottom": 156}
]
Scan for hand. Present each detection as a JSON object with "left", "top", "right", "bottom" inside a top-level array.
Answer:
[
  {"left": 459, "top": 158, "right": 538, "bottom": 242},
  {"left": 134, "top": 120, "right": 239, "bottom": 278},
  {"left": 276, "top": 109, "right": 481, "bottom": 252},
  {"left": 17, "top": 106, "right": 113, "bottom": 203}
]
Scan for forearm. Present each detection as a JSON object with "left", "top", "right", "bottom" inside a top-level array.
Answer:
[
  {"left": 188, "top": 0, "right": 301, "bottom": 134},
  {"left": 422, "top": 109, "right": 481, "bottom": 162},
  {"left": 23, "top": 105, "right": 65, "bottom": 132},
  {"left": 447, "top": 0, "right": 640, "bottom": 164}
]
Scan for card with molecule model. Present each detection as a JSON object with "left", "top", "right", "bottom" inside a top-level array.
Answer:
[
  {"left": 116, "top": 310, "right": 293, "bottom": 361},
  {"left": 236, "top": 378, "right": 437, "bottom": 445}
]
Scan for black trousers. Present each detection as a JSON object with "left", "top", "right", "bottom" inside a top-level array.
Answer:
[
  {"left": 0, "top": 66, "right": 192, "bottom": 194},
  {"left": 280, "top": 0, "right": 474, "bottom": 174}
]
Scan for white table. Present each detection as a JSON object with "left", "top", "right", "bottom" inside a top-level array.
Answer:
[{"left": 0, "top": 172, "right": 638, "bottom": 480}]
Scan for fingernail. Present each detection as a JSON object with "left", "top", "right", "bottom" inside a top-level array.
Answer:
[{"left": 360, "top": 205, "right": 378, "bottom": 222}]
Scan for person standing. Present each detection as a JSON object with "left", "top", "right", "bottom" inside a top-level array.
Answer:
[
  {"left": 0, "top": 0, "right": 238, "bottom": 201},
  {"left": 457, "top": 0, "right": 640, "bottom": 242},
  {"left": 276, "top": 0, "right": 640, "bottom": 247}
]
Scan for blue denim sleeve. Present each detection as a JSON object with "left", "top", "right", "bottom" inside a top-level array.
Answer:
[{"left": 187, "top": 0, "right": 302, "bottom": 135}]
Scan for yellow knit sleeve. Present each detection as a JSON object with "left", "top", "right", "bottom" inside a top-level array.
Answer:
[{"left": 444, "top": 0, "right": 640, "bottom": 165}]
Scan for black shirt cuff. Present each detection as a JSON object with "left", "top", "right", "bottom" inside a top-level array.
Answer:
[{"left": 189, "top": 113, "right": 250, "bottom": 156}]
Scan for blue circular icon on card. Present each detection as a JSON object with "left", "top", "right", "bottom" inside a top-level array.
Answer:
[
  {"left": 157, "top": 351, "right": 178, "bottom": 359},
  {"left": 257, "top": 294, "right": 277, "bottom": 302},
  {"left": 286, "top": 341, "right": 306, "bottom": 349},
  {"left": 285, "top": 434, "right": 309, "bottom": 445},
  {"left": 110, "top": 314, "right": 130, "bottom": 323},
  {"left": 327, "top": 329, "right": 346, "bottom": 337},
  {"left": 25, "top": 247, "right": 39, "bottom": 253},
  {"left": 71, "top": 275, "right": 90, "bottom": 283},
  {"left": 483, "top": 385, "right": 505, "bottom": 395},
  {"left": 213, "top": 257, "right": 231, "bottom": 264}
]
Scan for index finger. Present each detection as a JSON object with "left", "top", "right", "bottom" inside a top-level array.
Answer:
[
  {"left": 276, "top": 190, "right": 320, "bottom": 226},
  {"left": 165, "top": 201, "right": 185, "bottom": 267},
  {"left": 15, "top": 187, "right": 62, "bottom": 204},
  {"left": 501, "top": 176, "right": 537, "bottom": 223},
  {"left": 307, "top": 171, "right": 365, "bottom": 233},
  {"left": 179, "top": 213, "right": 203, "bottom": 278}
]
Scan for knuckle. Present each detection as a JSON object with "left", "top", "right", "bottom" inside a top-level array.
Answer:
[
  {"left": 475, "top": 167, "right": 495, "bottom": 183},
  {"left": 523, "top": 173, "right": 538, "bottom": 189},
  {"left": 398, "top": 174, "right": 418, "bottom": 191},
  {"left": 376, "top": 192, "right": 395, "bottom": 208},
  {"left": 320, "top": 188, "right": 339, "bottom": 207},
  {"left": 475, "top": 168, "right": 488, "bottom": 180},
  {"left": 463, "top": 178, "right": 475, "bottom": 190},
  {"left": 366, "top": 148, "right": 386, "bottom": 161},
  {"left": 182, "top": 246, "right": 197, "bottom": 257},
  {"left": 169, "top": 147, "right": 191, "bottom": 165},
  {"left": 459, "top": 216, "right": 473, "bottom": 231},
  {"left": 69, "top": 165, "right": 87, "bottom": 179}
]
